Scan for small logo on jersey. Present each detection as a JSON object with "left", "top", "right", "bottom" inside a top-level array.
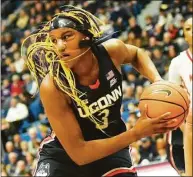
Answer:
[
  {"left": 106, "top": 70, "right": 114, "bottom": 80},
  {"left": 36, "top": 163, "right": 50, "bottom": 176},
  {"left": 110, "top": 78, "right": 117, "bottom": 87},
  {"left": 151, "top": 89, "right": 172, "bottom": 96}
]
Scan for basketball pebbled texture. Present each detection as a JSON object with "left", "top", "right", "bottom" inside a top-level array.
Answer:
[{"left": 139, "top": 81, "right": 190, "bottom": 127}]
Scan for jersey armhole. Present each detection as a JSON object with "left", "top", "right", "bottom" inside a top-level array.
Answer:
[{"left": 97, "top": 44, "right": 122, "bottom": 75}]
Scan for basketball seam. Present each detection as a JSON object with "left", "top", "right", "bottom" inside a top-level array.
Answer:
[
  {"left": 140, "top": 98, "right": 185, "bottom": 110},
  {"left": 150, "top": 83, "right": 189, "bottom": 108},
  {"left": 139, "top": 99, "right": 186, "bottom": 119}
]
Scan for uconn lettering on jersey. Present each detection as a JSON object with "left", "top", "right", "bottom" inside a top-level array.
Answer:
[{"left": 78, "top": 86, "right": 122, "bottom": 118}]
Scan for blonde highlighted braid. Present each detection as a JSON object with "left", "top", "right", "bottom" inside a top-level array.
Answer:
[{"left": 21, "top": 5, "right": 112, "bottom": 134}]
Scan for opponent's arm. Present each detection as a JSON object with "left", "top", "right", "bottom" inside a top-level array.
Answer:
[
  {"left": 103, "top": 39, "right": 162, "bottom": 83},
  {"left": 40, "top": 75, "right": 176, "bottom": 166}
]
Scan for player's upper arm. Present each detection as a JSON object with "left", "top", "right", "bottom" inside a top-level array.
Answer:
[
  {"left": 168, "top": 58, "right": 181, "bottom": 84},
  {"left": 39, "top": 75, "right": 85, "bottom": 164},
  {"left": 103, "top": 38, "right": 139, "bottom": 66}
]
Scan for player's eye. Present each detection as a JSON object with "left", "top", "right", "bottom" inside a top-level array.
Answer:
[
  {"left": 61, "top": 32, "right": 74, "bottom": 41},
  {"left": 62, "top": 35, "right": 70, "bottom": 40},
  {"left": 51, "top": 38, "right": 57, "bottom": 44}
]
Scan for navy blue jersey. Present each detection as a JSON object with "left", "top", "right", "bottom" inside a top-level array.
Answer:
[
  {"left": 71, "top": 44, "right": 126, "bottom": 141},
  {"left": 50, "top": 44, "right": 126, "bottom": 148},
  {"left": 37, "top": 44, "right": 132, "bottom": 173}
]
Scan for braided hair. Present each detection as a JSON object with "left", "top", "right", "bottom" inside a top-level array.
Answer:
[{"left": 21, "top": 5, "right": 111, "bottom": 134}]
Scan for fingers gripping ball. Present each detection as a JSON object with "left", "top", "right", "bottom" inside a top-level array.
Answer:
[{"left": 139, "top": 81, "right": 190, "bottom": 127}]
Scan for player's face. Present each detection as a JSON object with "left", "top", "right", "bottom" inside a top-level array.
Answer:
[
  {"left": 183, "top": 18, "right": 192, "bottom": 46},
  {"left": 49, "top": 28, "right": 87, "bottom": 68}
]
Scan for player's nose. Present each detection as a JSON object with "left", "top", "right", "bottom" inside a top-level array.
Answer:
[{"left": 56, "top": 39, "right": 66, "bottom": 52}]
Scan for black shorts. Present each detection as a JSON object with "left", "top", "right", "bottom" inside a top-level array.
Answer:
[
  {"left": 167, "top": 144, "right": 185, "bottom": 173},
  {"left": 33, "top": 136, "right": 137, "bottom": 177}
]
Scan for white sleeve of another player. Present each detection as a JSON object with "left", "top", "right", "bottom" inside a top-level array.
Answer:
[{"left": 168, "top": 59, "right": 181, "bottom": 85}]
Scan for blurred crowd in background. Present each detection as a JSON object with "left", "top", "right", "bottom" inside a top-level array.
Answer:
[{"left": 1, "top": 0, "right": 192, "bottom": 176}]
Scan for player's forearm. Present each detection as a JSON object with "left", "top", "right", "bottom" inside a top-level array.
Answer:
[
  {"left": 73, "top": 128, "right": 139, "bottom": 165},
  {"left": 131, "top": 49, "right": 162, "bottom": 83}
]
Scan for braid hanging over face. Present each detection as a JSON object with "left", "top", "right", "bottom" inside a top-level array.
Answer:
[{"left": 21, "top": 5, "right": 112, "bottom": 134}]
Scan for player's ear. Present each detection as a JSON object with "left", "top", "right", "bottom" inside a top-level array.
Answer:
[{"left": 79, "top": 37, "right": 92, "bottom": 48}]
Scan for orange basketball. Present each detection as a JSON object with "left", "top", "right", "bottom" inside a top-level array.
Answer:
[{"left": 139, "top": 81, "right": 190, "bottom": 127}]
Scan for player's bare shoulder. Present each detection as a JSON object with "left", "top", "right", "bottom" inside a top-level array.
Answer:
[
  {"left": 102, "top": 38, "right": 127, "bottom": 68},
  {"left": 40, "top": 74, "right": 57, "bottom": 95},
  {"left": 40, "top": 74, "right": 71, "bottom": 105},
  {"left": 102, "top": 38, "right": 127, "bottom": 59}
]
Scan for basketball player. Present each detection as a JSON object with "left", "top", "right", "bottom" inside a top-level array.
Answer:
[
  {"left": 168, "top": 17, "right": 192, "bottom": 176},
  {"left": 22, "top": 6, "right": 178, "bottom": 177}
]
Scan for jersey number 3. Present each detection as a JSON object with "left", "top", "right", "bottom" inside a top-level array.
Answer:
[{"left": 96, "top": 109, "right": 109, "bottom": 130}]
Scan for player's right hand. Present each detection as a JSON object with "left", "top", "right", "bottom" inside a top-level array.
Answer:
[{"left": 132, "top": 104, "right": 178, "bottom": 139}]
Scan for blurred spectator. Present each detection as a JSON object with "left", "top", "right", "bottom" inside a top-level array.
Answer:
[
  {"left": 2, "top": 57, "right": 13, "bottom": 77},
  {"left": 34, "top": 3, "right": 44, "bottom": 16},
  {"left": 29, "top": 7, "right": 36, "bottom": 18},
  {"left": 10, "top": 74, "right": 24, "bottom": 96},
  {"left": 128, "top": 16, "right": 142, "bottom": 38},
  {"left": 177, "top": 19, "right": 185, "bottom": 38},
  {"left": 22, "top": 73, "right": 38, "bottom": 95},
  {"left": 6, "top": 97, "right": 29, "bottom": 123},
  {"left": 127, "top": 72, "right": 144, "bottom": 87},
  {"left": 28, "top": 127, "right": 41, "bottom": 156},
  {"left": 127, "top": 113, "right": 138, "bottom": 128},
  {"left": 16, "top": 10, "right": 29, "bottom": 30},
  {"left": 152, "top": 47, "right": 168, "bottom": 76},
  {"left": 13, "top": 51, "right": 25, "bottom": 73},
  {"left": 4, "top": 33, "right": 13, "bottom": 49},
  {"left": 28, "top": 18, "right": 36, "bottom": 31},
  {"left": 164, "top": 45, "right": 177, "bottom": 76},
  {"left": 135, "top": 85, "right": 144, "bottom": 101},
  {"left": 140, "top": 30, "right": 149, "bottom": 48},
  {"left": 154, "top": 24, "right": 164, "bottom": 41},
  {"left": 25, "top": 152, "right": 36, "bottom": 175},
  {"left": 147, "top": 36, "right": 161, "bottom": 52},
  {"left": 20, "top": 141, "right": 29, "bottom": 159},
  {"left": 113, "top": 17, "right": 126, "bottom": 35},
  {"left": 154, "top": 138, "right": 167, "bottom": 162},
  {"left": 96, "top": 7, "right": 114, "bottom": 35},
  {"left": 13, "top": 134, "right": 22, "bottom": 152},
  {"left": 157, "top": 5, "right": 173, "bottom": 29},
  {"left": 3, "top": 141, "right": 20, "bottom": 165},
  {"left": 139, "top": 137, "right": 158, "bottom": 163},
  {"left": 167, "top": 23, "right": 179, "bottom": 39},
  {"left": 168, "top": 45, "right": 177, "bottom": 60},
  {"left": 162, "top": 32, "right": 178, "bottom": 55},
  {"left": 1, "top": 79, "right": 11, "bottom": 103},
  {"left": 14, "top": 160, "right": 29, "bottom": 176},
  {"left": 126, "top": 31, "right": 141, "bottom": 47},
  {"left": 8, "top": 43, "right": 20, "bottom": 55},
  {"left": 6, "top": 152, "right": 18, "bottom": 176},
  {"left": 35, "top": 14, "right": 44, "bottom": 25},
  {"left": 144, "top": 15, "right": 154, "bottom": 36},
  {"left": 28, "top": 95, "right": 44, "bottom": 121}
]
